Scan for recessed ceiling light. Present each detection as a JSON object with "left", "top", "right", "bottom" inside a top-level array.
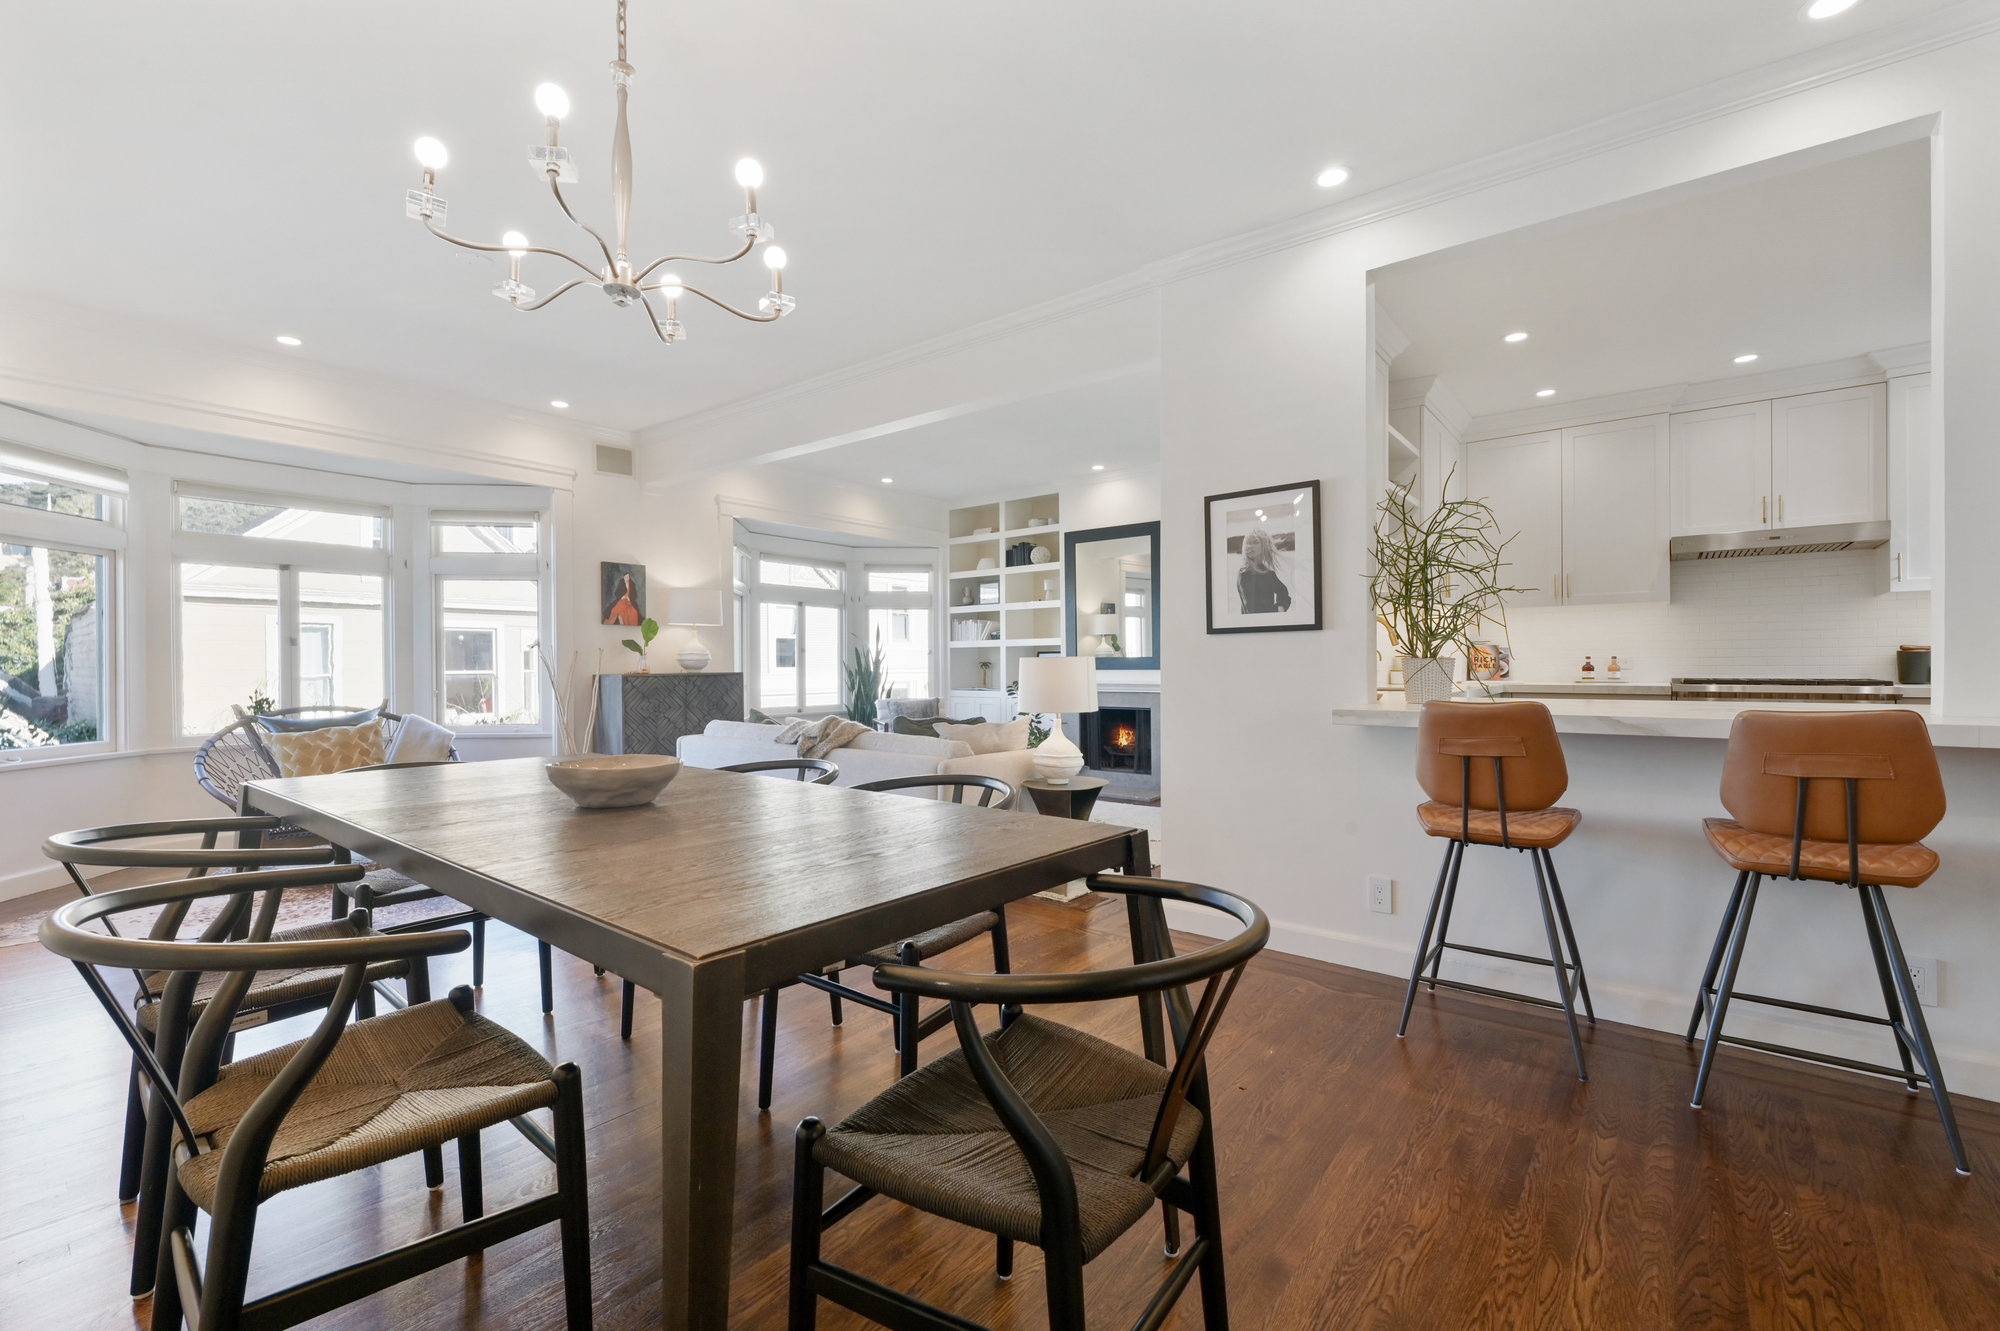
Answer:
[
  {"left": 549, "top": 399, "right": 569, "bottom": 409},
  {"left": 275, "top": 335, "right": 302, "bottom": 346},
  {"left": 1315, "top": 165, "right": 1350, "bottom": 189},
  {"left": 1732, "top": 354, "right": 1759, "bottom": 365},
  {"left": 880, "top": 477, "right": 894, "bottom": 485},
  {"left": 1805, "top": 0, "right": 1858, "bottom": 18},
  {"left": 1503, "top": 331, "right": 1529, "bottom": 344},
  {"left": 1536, "top": 388, "right": 1557, "bottom": 398},
  {"left": 1091, "top": 464, "right": 1105, "bottom": 471}
]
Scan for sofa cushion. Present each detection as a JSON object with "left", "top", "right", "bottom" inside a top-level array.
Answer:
[
  {"left": 891, "top": 714, "right": 986, "bottom": 739},
  {"left": 935, "top": 717, "right": 1031, "bottom": 755},
  {"left": 844, "top": 730, "right": 975, "bottom": 759}
]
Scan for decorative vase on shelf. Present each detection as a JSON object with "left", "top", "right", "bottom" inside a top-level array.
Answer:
[{"left": 1401, "top": 656, "right": 1457, "bottom": 705}]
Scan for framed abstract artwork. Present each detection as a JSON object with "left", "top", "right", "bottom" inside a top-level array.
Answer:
[{"left": 601, "top": 562, "right": 646, "bottom": 626}]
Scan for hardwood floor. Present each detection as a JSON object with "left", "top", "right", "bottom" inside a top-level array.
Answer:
[{"left": 4, "top": 886, "right": 1998, "bottom": 1329}]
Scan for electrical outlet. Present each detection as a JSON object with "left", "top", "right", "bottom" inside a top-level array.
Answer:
[
  {"left": 1367, "top": 876, "right": 1394, "bottom": 915},
  {"left": 1907, "top": 954, "right": 1939, "bottom": 1007}
]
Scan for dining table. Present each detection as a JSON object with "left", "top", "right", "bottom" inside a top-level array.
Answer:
[{"left": 240, "top": 756, "right": 1153, "bottom": 1330}]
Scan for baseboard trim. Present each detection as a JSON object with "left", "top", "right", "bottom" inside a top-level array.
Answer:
[{"left": 0, "top": 862, "right": 70, "bottom": 905}]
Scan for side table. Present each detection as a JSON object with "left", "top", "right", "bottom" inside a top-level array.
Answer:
[{"left": 1021, "top": 776, "right": 1108, "bottom": 821}]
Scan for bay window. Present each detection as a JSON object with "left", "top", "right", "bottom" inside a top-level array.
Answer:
[
  {"left": 429, "top": 513, "right": 545, "bottom": 731},
  {"left": 753, "top": 557, "right": 844, "bottom": 714}
]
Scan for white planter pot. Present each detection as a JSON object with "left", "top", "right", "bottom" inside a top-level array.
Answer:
[{"left": 1401, "top": 656, "right": 1457, "bottom": 705}]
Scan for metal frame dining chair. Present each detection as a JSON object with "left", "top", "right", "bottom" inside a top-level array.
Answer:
[
  {"left": 788, "top": 873, "right": 1268, "bottom": 1331},
  {"left": 617, "top": 758, "right": 839, "bottom": 1042},
  {"left": 44, "top": 816, "right": 431, "bottom": 1295},
  {"left": 40, "top": 868, "right": 595, "bottom": 1330}
]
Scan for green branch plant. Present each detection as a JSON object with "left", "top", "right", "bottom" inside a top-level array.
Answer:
[
  {"left": 844, "top": 632, "right": 888, "bottom": 728},
  {"left": 1367, "top": 469, "right": 1528, "bottom": 699},
  {"left": 621, "top": 618, "right": 661, "bottom": 672}
]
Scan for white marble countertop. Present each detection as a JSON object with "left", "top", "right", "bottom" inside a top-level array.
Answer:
[{"left": 1334, "top": 694, "right": 2000, "bottom": 748}]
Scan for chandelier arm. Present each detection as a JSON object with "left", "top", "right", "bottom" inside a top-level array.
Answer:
[
  {"left": 638, "top": 295, "right": 674, "bottom": 343},
  {"left": 516, "top": 279, "right": 595, "bottom": 312},
  {"left": 632, "top": 239, "right": 755, "bottom": 282},
  {"left": 548, "top": 175, "right": 618, "bottom": 272},
  {"left": 422, "top": 217, "right": 602, "bottom": 282},
  {"left": 676, "top": 283, "right": 783, "bottom": 323}
]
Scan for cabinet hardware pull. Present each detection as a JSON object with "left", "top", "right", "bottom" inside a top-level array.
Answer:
[
  {"left": 1762, "top": 496, "right": 1767, "bottom": 524},
  {"left": 1778, "top": 495, "right": 1784, "bottom": 522},
  {"left": 1897, "top": 552, "right": 1903, "bottom": 582}
]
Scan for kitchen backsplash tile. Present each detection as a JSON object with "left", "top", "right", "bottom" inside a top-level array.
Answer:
[{"left": 1496, "top": 549, "right": 1928, "bottom": 682}]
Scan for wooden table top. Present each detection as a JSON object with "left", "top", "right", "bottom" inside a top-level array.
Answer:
[{"left": 248, "top": 758, "right": 1135, "bottom": 967}]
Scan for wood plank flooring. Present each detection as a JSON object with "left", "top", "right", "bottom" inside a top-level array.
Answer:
[{"left": 4, "top": 887, "right": 1997, "bottom": 1329}]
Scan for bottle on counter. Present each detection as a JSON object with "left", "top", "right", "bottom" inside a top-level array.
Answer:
[
  {"left": 1580, "top": 655, "right": 1595, "bottom": 680},
  {"left": 1607, "top": 655, "right": 1621, "bottom": 679}
]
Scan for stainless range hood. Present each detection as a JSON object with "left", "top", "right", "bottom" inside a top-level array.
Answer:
[{"left": 1668, "top": 520, "right": 1889, "bottom": 561}]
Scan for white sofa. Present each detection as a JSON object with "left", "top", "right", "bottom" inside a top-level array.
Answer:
[{"left": 677, "top": 720, "right": 1039, "bottom": 800}]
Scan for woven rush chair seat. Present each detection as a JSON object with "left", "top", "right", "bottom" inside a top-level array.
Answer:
[
  {"left": 137, "top": 917, "right": 408, "bottom": 1032},
  {"left": 176, "top": 998, "right": 559, "bottom": 1211},
  {"left": 1701, "top": 816, "right": 1939, "bottom": 889},
  {"left": 818, "top": 1014, "right": 1204, "bottom": 1261},
  {"left": 847, "top": 910, "right": 1002, "bottom": 969},
  {"left": 1417, "top": 801, "right": 1581, "bottom": 849}
]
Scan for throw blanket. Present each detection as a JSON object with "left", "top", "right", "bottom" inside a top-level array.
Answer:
[{"left": 786, "top": 715, "right": 871, "bottom": 761}]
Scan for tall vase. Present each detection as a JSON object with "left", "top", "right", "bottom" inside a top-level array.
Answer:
[{"left": 1401, "top": 656, "right": 1458, "bottom": 705}]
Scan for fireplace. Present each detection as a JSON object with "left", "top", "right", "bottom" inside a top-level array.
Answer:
[{"left": 1082, "top": 707, "right": 1152, "bottom": 775}]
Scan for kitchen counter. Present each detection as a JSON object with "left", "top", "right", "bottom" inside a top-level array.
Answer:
[{"left": 1334, "top": 694, "right": 2000, "bottom": 748}]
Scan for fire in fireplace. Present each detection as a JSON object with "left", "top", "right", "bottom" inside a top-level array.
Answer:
[{"left": 1082, "top": 706, "right": 1151, "bottom": 774}]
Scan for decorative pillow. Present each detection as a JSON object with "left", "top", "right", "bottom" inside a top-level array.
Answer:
[
  {"left": 263, "top": 718, "right": 390, "bottom": 778},
  {"left": 934, "top": 716, "right": 1031, "bottom": 755},
  {"left": 384, "top": 713, "right": 456, "bottom": 764},
  {"left": 252, "top": 704, "right": 383, "bottom": 734},
  {"left": 890, "top": 714, "right": 985, "bottom": 739},
  {"left": 747, "top": 708, "right": 778, "bottom": 724}
]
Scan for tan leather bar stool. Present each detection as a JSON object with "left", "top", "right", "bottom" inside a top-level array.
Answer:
[
  {"left": 1397, "top": 700, "right": 1593, "bottom": 1080},
  {"left": 1686, "top": 709, "right": 1968, "bottom": 1173}
]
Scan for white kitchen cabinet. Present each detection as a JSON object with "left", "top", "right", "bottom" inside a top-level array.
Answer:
[
  {"left": 1770, "top": 384, "right": 1886, "bottom": 528},
  {"left": 1465, "top": 431, "right": 1563, "bottom": 607},
  {"left": 1888, "top": 373, "right": 1932, "bottom": 591},
  {"left": 1564, "top": 415, "right": 1671, "bottom": 603},
  {"left": 1671, "top": 401, "right": 1771, "bottom": 536}
]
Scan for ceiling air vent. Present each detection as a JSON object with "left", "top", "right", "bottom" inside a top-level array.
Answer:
[{"left": 594, "top": 443, "right": 634, "bottom": 477}]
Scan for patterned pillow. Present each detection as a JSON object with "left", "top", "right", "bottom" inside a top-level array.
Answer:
[
  {"left": 890, "top": 715, "right": 986, "bottom": 739},
  {"left": 263, "top": 717, "right": 390, "bottom": 778}
]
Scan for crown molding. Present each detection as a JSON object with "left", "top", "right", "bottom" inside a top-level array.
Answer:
[
  {"left": 1389, "top": 375, "right": 1472, "bottom": 439},
  {"left": 639, "top": 1, "right": 2000, "bottom": 444},
  {"left": 1870, "top": 340, "right": 1933, "bottom": 374},
  {"left": 1373, "top": 300, "right": 1412, "bottom": 368},
  {"left": 1466, "top": 385, "right": 1689, "bottom": 441}
]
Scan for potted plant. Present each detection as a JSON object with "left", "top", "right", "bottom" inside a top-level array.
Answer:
[
  {"left": 621, "top": 617, "right": 661, "bottom": 673},
  {"left": 1367, "top": 472, "right": 1526, "bottom": 705},
  {"left": 844, "top": 633, "right": 888, "bottom": 728}
]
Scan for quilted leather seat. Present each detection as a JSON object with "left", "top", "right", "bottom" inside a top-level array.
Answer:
[
  {"left": 1417, "top": 802, "right": 1580, "bottom": 849},
  {"left": 1701, "top": 816, "right": 1939, "bottom": 889}
]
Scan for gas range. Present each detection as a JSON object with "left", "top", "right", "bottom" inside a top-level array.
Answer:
[{"left": 1669, "top": 677, "right": 1903, "bottom": 702}]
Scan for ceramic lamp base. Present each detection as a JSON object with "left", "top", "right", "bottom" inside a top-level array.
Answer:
[
  {"left": 676, "top": 631, "right": 712, "bottom": 673},
  {"left": 1032, "top": 729, "right": 1086, "bottom": 785}
]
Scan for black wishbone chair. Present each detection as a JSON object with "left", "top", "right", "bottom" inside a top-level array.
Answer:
[
  {"left": 617, "top": 757, "right": 840, "bottom": 1042},
  {"left": 44, "top": 817, "right": 435, "bottom": 1295},
  {"left": 790, "top": 873, "right": 1269, "bottom": 1331},
  {"left": 41, "top": 868, "right": 594, "bottom": 1331}
]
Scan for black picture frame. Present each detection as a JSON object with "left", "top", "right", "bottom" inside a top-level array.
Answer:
[
  {"left": 1204, "top": 480, "right": 1322, "bottom": 634},
  {"left": 1063, "top": 521, "right": 1161, "bottom": 670}
]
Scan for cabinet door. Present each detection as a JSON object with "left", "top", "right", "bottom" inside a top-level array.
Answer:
[
  {"left": 1888, "top": 374, "right": 1932, "bottom": 591},
  {"left": 1670, "top": 401, "right": 1771, "bottom": 535},
  {"left": 1464, "top": 431, "right": 1563, "bottom": 608},
  {"left": 1563, "top": 415, "right": 1671, "bottom": 604},
  {"left": 1771, "top": 384, "right": 1886, "bottom": 527}
]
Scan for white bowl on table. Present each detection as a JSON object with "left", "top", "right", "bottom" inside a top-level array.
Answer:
[{"left": 546, "top": 754, "right": 682, "bottom": 808}]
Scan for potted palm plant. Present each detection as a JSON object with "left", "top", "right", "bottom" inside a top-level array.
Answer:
[{"left": 1368, "top": 473, "right": 1526, "bottom": 705}]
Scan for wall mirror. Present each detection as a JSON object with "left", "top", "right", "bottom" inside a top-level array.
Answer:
[{"left": 1064, "top": 521, "right": 1160, "bottom": 669}]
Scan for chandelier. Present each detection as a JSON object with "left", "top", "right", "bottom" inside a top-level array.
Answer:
[{"left": 404, "top": 0, "right": 793, "bottom": 344}]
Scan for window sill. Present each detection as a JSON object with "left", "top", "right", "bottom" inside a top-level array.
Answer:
[{"left": 0, "top": 744, "right": 185, "bottom": 770}]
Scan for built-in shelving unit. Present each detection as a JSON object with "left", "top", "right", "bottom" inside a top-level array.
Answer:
[{"left": 945, "top": 492, "right": 1063, "bottom": 715}]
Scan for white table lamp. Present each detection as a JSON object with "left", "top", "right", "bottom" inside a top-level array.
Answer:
[
  {"left": 665, "top": 588, "right": 726, "bottom": 672},
  {"left": 1091, "top": 613, "right": 1122, "bottom": 656},
  {"left": 1017, "top": 655, "right": 1097, "bottom": 785}
]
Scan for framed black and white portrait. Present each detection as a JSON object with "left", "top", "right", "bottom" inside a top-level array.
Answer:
[{"left": 1204, "top": 480, "right": 1321, "bottom": 634}]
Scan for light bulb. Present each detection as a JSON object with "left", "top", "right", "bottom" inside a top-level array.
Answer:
[
  {"left": 502, "top": 230, "right": 530, "bottom": 257},
  {"left": 763, "top": 246, "right": 788, "bottom": 271},
  {"left": 535, "top": 82, "right": 571, "bottom": 119},
  {"left": 413, "top": 136, "right": 449, "bottom": 170},
  {"left": 735, "top": 158, "right": 765, "bottom": 189}
]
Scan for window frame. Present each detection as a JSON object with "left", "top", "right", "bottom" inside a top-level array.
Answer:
[
  {"left": 749, "top": 554, "right": 846, "bottom": 717},
  {"left": 862, "top": 563, "right": 935, "bottom": 701},
  {"left": 427, "top": 510, "right": 548, "bottom": 735}
]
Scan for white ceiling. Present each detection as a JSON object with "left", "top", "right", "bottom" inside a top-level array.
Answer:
[
  {"left": 1374, "top": 140, "right": 1931, "bottom": 418},
  {"left": 0, "top": 1, "right": 1965, "bottom": 432},
  {"left": 778, "top": 371, "right": 1160, "bottom": 501}
]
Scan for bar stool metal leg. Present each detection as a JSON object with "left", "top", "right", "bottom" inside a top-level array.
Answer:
[
  {"left": 1867, "top": 884, "right": 1971, "bottom": 1174},
  {"left": 1858, "top": 887, "right": 1922, "bottom": 1092},
  {"left": 1686, "top": 871, "right": 1749, "bottom": 1043},
  {"left": 1531, "top": 849, "right": 1589, "bottom": 1082},
  {"left": 1540, "top": 849, "right": 1595, "bottom": 1025},
  {"left": 1426, "top": 841, "right": 1464, "bottom": 991},
  {"left": 1692, "top": 873, "right": 1761, "bottom": 1108},
  {"left": 1398, "top": 840, "right": 1457, "bottom": 1038}
]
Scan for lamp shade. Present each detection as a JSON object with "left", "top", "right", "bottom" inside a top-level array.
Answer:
[
  {"left": 664, "top": 588, "right": 725, "bottom": 626},
  {"left": 1017, "top": 655, "right": 1097, "bottom": 715},
  {"left": 1091, "top": 614, "right": 1121, "bottom": 635}
]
